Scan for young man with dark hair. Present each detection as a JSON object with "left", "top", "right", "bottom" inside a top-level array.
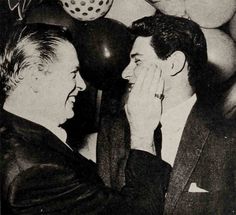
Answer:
[{"left": 121, "top": 12, "right": 236, "bottom": 214}]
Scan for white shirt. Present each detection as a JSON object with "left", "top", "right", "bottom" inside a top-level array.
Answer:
[
  {"left": 79, "top": 132, "right": 97, "bottom": 162},
  {"left": 3, "top": 104, "right": 73, "bottom": 151},
  {"left": 161, "top": 94, "right": 197, "bottom": 166}
]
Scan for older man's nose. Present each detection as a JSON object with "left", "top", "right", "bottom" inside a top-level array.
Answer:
[{"left": 76, "top": 74, "right": 86, "bottom": 91}]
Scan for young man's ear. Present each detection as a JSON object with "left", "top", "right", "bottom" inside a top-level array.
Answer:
[{"left": 169, "top": 51, "right": 186, "bottom": 76}]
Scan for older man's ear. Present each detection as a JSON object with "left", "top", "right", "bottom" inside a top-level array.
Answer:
[
  {"left": 22, "top": 64, "right": 47, "bottom": 94},
  {"left": 169, "top": 51, "right": 186, "bottom": 76}
]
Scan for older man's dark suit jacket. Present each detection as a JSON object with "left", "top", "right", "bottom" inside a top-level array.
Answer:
[
  {"left": 0, "top": 110, "right": 171, "bottom": 215},
  {"left": 163, "top": 102, "right": 236, "bottom": 214}
]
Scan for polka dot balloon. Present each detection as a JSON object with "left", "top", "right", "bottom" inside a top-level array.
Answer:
[{"left": 60, "top": 0, "right": 114, "bottom": 21}]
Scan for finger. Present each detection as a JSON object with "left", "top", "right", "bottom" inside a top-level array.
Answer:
[
  {"left": 131, "top": 65, "right": 148, "bottom": 94},
  {"left": 149, "top": 67, "right": 162, "bottom": 95},
  {"left": 156, "top": 78, "right": 164, "bottom": 95},
  {"left": 141, "top": 64, "right": 156, "bottom": 93}
]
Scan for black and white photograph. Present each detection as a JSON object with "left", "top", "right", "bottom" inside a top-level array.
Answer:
[{"left": 0, "top": 0, "right": 236, "bottom": 214}]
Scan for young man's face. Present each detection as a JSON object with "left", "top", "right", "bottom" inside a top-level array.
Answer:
[
  {"left": 37, "top": 41, "right": 86, "bottom": 125},
  {"left": 122, "top": 36, "right": 170, "bottom": 93}
]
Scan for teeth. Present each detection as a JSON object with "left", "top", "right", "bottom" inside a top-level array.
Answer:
[
  {"left": 128, "top": 84, "right": 134, "bottom": 92},
  {"left": 69, "top": 97, "right": 75, "bottom": 103}
]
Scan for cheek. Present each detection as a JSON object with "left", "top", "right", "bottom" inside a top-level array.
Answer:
[
  {"left": 55, "top": 86, "right": 73, "bottom": 106},
  {"left": 133, "top": 66, "right": 142, "bottom": 79},
  {"left": 64, "top": 79, "right": 76, "bottom": 93},
  {"left": 158, "top": 60, "right": 170, "bottom": 76}
]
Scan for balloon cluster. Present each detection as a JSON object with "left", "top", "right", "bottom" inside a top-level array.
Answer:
[
  {"left": 24, "top": 0, "right": 134, "bottom": 90},
  {"left": 58, "top": 0, "right": 156, "bottom": 27},
  {"left": 145, "top": 0, "right": 236, "bottom": 82},
  {"left": 70, "top": 19, "right": 133, "bottom": 89},
  {"left": 3, "top": 0, "right": 236, "bottom": 85},
  {"left": 105, "top": 0, "right": 156, "bottom": 26}
]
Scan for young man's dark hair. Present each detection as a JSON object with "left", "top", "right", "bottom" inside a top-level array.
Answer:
[{"left": 130, "top": 11, "right": 211, "bottom": 95}]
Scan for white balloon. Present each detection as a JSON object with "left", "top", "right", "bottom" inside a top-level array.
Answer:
[
  {"left": 60, "top": 0, "right": 114, "bottom": 21},
  {"left": 186, "top": 0, "right": 236, "bottom": 28},
  {"left": 202, "top": 28, "right": 236, "bottom": 81},
  {"left": 229, "top": 12, "right": 236, "bottom": 42},
  {"left": 223, "top": 79, "right": 236, "bottom": 119},
  {"left": 105, "top": 0, "right": 155, "bottom": 26},
  {"left": 145, "top": 0, "right": 187, "bottom": 17}
]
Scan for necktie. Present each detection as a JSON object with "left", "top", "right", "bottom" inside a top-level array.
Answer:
[{"left": 154, "top": 123, "right": 162, "bottom": 158}]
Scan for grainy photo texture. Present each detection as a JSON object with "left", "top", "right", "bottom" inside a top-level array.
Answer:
[{"left": 0, "top": 0, "right": 235, "bottom": 214}]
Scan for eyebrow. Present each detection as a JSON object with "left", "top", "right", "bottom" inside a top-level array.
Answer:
[
  {"left": 71, "top": 66, "right": 80, "bottom": 73},
  {"left": 130, "top": 53, "right": 143, "bottom": 58},
  {"left": 148, "top": 0, "right": 161, "bottom": 3}
]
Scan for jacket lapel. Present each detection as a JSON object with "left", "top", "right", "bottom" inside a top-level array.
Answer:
[
  {"left": 5, "top": 109, "right": 79, "bottom": 162},
  {"left": 164, "top": 103, "right": 211, "bottom": 214},
  {"left": 46, "top": 129, "right": 77, "bottom": 158}
]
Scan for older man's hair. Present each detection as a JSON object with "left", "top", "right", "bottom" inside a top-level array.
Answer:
[
  {"left": 0, "top": 24, "right": 72, "bottom": 98},
  {"left": 131, "top": 11, "right": 212, "bottom": 95}
]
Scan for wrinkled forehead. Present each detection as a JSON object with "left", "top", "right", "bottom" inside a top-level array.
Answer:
[
  {"left": 54, "top": 41, "right": 79, "bottom": 64},
  {"left": 47, "top": 40, "right": 80, "bottom": 72}
]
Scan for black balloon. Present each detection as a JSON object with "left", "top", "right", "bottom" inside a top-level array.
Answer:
[
  {"left": 70, "top": 18, "right": 134, "bottom": 89},
  {"left": 25, "top": 0, "right": 74, "bottom": 28},
  {"left": 0, "top": 1, "right": 18, "bottom": 53}
]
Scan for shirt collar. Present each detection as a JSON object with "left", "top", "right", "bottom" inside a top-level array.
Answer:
[{"left": 161, "top": 94, "right": 197, "bottom": 130}]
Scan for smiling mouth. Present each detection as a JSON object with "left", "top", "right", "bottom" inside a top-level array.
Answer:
[
  {"left": 68, "top": 96, "right": 76, "bottom": 103},
  {"left": 128, "top": 83, "right": 135, "bottom": 92}
]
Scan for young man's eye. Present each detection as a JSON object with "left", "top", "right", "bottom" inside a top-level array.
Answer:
[{"left": 135, "top": 59, "right": 142, "bottom": 65}]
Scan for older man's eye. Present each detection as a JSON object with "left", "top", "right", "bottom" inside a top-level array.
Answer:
[{"left": 71, "top": 73, "right": 76, "bottom": 79}]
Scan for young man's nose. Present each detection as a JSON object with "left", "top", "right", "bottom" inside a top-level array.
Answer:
[{"left": 122, "top": 63, "right": 134, "bottom": 80}]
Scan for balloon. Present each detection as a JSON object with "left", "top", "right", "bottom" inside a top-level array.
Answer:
[
  {"left": 202, "top": 28, "right": 236, "bottom": 82},
  {"left": 0, "top": 1, "right": 16, "bottom": 50},
  {"left": 105, "top": 0, "right": 155, "bottom": 26},
  {"left": 25, "top": 1, "right": 133, "bottom": 89},
  {"left": 229, "top": 12, "right": 236, "bottom": 42},
  {"left": 145, "top": 0, "right": 187, "bottom": 17},
  {"left": 186, "top": 0, "right": 236, "bottom": 28},
  {"left": 222, "top": 75, "right": 236, "bottom": 119},
  {"left": 70, "top": 18, "right": 134, "bottom": 89},
  {"left": 25, "top": 0, "right": 74, "bottom": 27},
  {"left": 60, "top": 0, "right": 114, "bottom": 21}
]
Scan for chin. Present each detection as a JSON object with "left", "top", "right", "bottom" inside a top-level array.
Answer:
[
  {"left": 66, "top": 110, "right": 75, "bottom": 120},
  {"left": 58, "top": 110, "right": 74, "bottom": 126}
]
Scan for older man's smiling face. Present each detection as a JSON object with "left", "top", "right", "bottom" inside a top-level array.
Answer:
[{"left": 38, "top": 41, "right": 86, "bottom": 126}]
